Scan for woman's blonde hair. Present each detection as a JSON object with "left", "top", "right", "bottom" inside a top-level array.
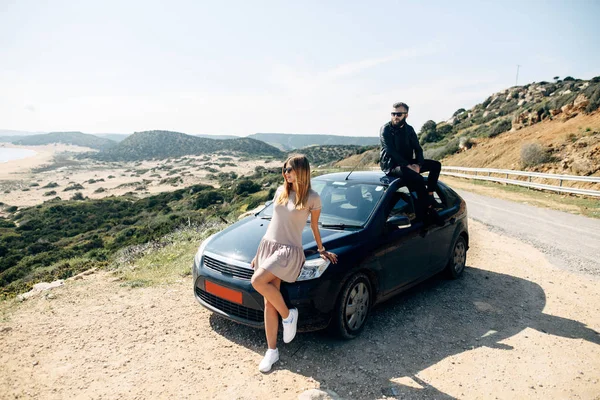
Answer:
[{"left": 275, "top": 154, "right": 311, "bottom": 210}]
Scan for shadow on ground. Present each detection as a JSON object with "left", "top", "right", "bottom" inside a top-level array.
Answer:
[{"left": 209, "top": 266, "right": 599, "bottom": 399}]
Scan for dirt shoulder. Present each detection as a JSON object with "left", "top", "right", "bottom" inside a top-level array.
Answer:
[{"left": 1, "top": 220, "right": 599, "bottom": 399}]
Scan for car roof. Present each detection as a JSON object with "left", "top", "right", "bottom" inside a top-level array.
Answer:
[{"left": 314, "top": 170, "right": 396, "bottom": 186}]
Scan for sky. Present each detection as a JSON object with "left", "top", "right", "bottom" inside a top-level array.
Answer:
[{"left": 1, "top": 0, "right": 599, "bottom": 137}]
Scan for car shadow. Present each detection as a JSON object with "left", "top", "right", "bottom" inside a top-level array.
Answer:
[{"left": 208, "top": 266, "right": 599, "bottom": 399}]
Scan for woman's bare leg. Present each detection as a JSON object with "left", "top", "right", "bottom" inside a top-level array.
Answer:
[
  {"left": 251, "top": 268, "right": 290, "bottom": 319},
  {"left": 264, "top": 278, "right": 281, "bottom": 350}
]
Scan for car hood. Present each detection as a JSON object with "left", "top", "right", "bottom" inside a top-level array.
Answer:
[{"left": 204, "top": 216, "right": 358, "bottom": 263}]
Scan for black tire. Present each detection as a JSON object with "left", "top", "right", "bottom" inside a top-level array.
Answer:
[
  {"left": 331, "top": 273, "right": 372, "bottom": 339},
  {"left": 446, "top": 235, "right": 467, "bottom": 279}
]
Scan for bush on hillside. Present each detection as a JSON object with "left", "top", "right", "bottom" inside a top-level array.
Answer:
[
  {"left": 487, "top": 119, "right": 512, "bottom": 138},
  {"left": 424, "top": 139, "right": 460, "bottom": 160},
  {"left": 234, "top": 179, "right": 261, "bottom": 196},
  {"left": 585, "top": 86, "right": 600, "bottom": 113},
  {"left": 521, "top": 143, "right": 549, "bottom": 167}
]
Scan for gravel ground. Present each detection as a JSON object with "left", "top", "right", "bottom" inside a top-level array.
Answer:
[{"left": 1, "top": 219, "right": 599, "bottom": 399}]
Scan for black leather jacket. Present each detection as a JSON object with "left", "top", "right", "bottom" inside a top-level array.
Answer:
[{"left": 379, "top": 122, "right": 424, "bottom": 174}]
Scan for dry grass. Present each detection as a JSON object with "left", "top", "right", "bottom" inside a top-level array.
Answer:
[{"left": 443, "top": 112, "right": 600, "bottom": 172}]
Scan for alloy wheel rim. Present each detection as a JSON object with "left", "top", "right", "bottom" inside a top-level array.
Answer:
[
  {"left": 345, "top": 282, "right": 369, "bottom": 330},
  {"left": 454, "top": 241, "right": 466, "bottom": 273}
]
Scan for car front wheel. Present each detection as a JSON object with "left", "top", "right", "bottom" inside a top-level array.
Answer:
[
  {"left": 331, "top": 273, "right": 371, "bottom": 339},
  {"left": 446, "top": 235, "right": 467, "bottom": 279}
]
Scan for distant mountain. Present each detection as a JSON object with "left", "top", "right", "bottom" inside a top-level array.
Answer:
[
  {"left": 248, "top": 133, "right": 380, "bottom": 151},
  {"left": 293, "top": 145, "right": 377, "bottom": 167},
  {"left": 10, "top": 131, "right": 117, "bottom": 150},
  {"left": 195, "top": 134, "right": 240, "bottom": 140},
  {"left": 94, "top": 133, "right": 130, "bottom": 142},
  {"left": 90, "top": 130, "right": 283, "bottom": 161},
  {"left": 0, "top": 129, "right": 47, "bottom": 137}
]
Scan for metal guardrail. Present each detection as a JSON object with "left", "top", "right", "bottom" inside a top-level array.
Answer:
[{"left": 441, "top": 167, "right": 600, "bottom": 197}]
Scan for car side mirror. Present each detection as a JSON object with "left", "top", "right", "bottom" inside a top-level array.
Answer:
[{"left": 386, "top": 215, "right": 411, "bottom": 229}]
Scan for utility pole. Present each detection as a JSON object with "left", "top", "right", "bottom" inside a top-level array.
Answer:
[{"left": 515, "top": 64, "right": 521, "bottom": 86}]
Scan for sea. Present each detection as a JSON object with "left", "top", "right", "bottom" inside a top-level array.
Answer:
[{"left": 0, "top": 147, "right": 37, "bottom": 163}]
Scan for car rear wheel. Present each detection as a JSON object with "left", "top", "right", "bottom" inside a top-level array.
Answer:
[
  {"left": 331, "top": 273, "right": 371, "bottom": 339},
  {"left": 446, "top": 235, "right": 467, "bottom": 279}
]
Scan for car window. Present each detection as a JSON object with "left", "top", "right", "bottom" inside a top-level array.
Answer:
[
  {"left": 258, "top": 180, "right": 386, "bottom": 226},
  {"left": 389, "top": 186, "right": 417, "bottom": 221}
]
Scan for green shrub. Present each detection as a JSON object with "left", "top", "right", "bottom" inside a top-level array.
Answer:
[
  {"left": 42, "top": 182, "right": 59, "bottom": 188},
  {"left": 585, "top": 86, "right": 600, "bottom": 113},
  {"left": 521, "top": 143, "right": 549, "bottom": 167},
  {"left": 71, "top": 192, "right": 85, "bottom": 200},
  {"left": 63, "top": 184, "right": 84, "bottom": 192},
  {"left": 43, "top": 190, "right": 57, "bottom": 196},
  {"left": 234, "top": 179, "right": 261, "bottom": 196},
  {"left": 488, "top": 119, "right": 512, "bottom": 138}
]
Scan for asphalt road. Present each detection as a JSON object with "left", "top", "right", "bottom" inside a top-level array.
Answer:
[{"left": 455, "top": 189, "right": 600, "bottom": 277}]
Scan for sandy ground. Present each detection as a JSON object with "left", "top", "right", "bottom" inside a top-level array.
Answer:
[
  {"left": 0, "top": 144, "right": 281, "bottom": 211},
  {"left": 1, "top": 219, "right": 598, "bottom": 400}
]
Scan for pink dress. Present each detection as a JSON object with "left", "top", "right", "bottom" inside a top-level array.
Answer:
[{"left": 254, "top": 186, "right": 321, "bottom": 282}]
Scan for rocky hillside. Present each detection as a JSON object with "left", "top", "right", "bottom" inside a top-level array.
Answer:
[
  {"left": 336, "top": 76, "right": 600, "bottom": 177},
  {"left": 419, "top": 76, "right": 600, "bottom": 160},
  {"left": 89, "top": 130, "right": 284, "bottom": 161}
]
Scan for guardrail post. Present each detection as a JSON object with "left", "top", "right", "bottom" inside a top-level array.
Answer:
[{"left": 559, "top": 179, "right": 563, "bottom": 187}]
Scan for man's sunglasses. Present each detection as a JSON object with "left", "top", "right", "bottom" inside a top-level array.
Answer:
[
  {"left": 391, "top": 112, "right": 407, "bottom": 116},
  {"left": 282, "top": 167, "right": 293, "bottom": 173}
]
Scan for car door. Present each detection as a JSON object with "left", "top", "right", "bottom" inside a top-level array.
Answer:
[
  {"left": 421, "top": 187, "right": 458, "bottom": 271},
  {"left": 379, "top": 186, "right": 430, "bottom": 294}
]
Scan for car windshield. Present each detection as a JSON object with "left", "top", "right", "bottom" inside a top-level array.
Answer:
[{"left": 257, "top": 180, "right": 386, "bottom": 227}]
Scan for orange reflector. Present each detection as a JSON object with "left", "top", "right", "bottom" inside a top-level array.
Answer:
[{"left": 205, "top": 281, "right": 243, "bottom": 304}]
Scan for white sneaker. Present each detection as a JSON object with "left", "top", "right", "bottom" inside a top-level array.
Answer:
[
  {"left": 282, "top": 308, "right": 299, "bottom": 343},
  {"left": 258, "top": 348, "right": 279, "bottom": 373}
]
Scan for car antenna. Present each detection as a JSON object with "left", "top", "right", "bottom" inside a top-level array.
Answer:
[{"left": 345, "top": 150, "right": 373, "bottom": 180}]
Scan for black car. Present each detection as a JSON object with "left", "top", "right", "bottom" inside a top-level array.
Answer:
[{"left": 192, "top": 171, "right": 468, "bottom": 339}]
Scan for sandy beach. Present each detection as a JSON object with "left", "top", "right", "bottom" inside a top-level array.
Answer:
[{"left": 0, "top": 144, "right": 282, "bottom": 210}]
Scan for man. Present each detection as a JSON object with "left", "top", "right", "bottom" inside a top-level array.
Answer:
[{"left": 379, "top": 102, "right": 443, "bottom": 225}]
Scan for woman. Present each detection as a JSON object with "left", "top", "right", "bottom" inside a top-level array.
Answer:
[{"left": 250, "top": 154, "right": 338, "bottom": 373}]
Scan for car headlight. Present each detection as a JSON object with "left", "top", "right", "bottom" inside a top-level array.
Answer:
[
  {"left": 194, "top": 233, "right": 216, "bottom": 270},
  {"left": 296, "top": 257, "right": 331, "bottom": 281}
]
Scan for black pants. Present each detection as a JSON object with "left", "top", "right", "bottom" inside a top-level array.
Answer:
[{"left": 388, "top": 159, "right": 442, "bottom": 219}]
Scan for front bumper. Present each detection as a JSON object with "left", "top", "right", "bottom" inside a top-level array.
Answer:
[{"left": 193, "top": 252, "right": 336, "bottom": 332}]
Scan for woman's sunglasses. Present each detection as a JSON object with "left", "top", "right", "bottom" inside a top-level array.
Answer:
[{"left": 282, "top": 167, "right": 293, "bottom": 174}]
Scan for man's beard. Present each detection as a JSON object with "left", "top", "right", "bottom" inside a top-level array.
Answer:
[{"left": 391, "top": 118, "right": 406, "bottom": 127}]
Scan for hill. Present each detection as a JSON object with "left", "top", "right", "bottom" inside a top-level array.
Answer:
[
  {"left": 293, "top": 145, "right": 376, "bottom": 167},
  {"left": 195, "top": 134, "right": 240, "bottom": 140},
  {"left": 248, "top": 133, "right": 379, "bottom": 151},
  {"left": 90, "top": 130, "right": 283, "bottom": 161},
  {"left": 0, "top": 129, "right": 47, "bottom": 137},
  {"left": 94, "top": 133, "right": 130, "bottom": 142},
  {"left": 10, "top": 131, "right": 117, "bottom": 150},
  {"left": 417, "top": 76, "right": 600, "bottom": 161},
  {"left": 336, "top": 76, "right": 600, "bottom": 176}
]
